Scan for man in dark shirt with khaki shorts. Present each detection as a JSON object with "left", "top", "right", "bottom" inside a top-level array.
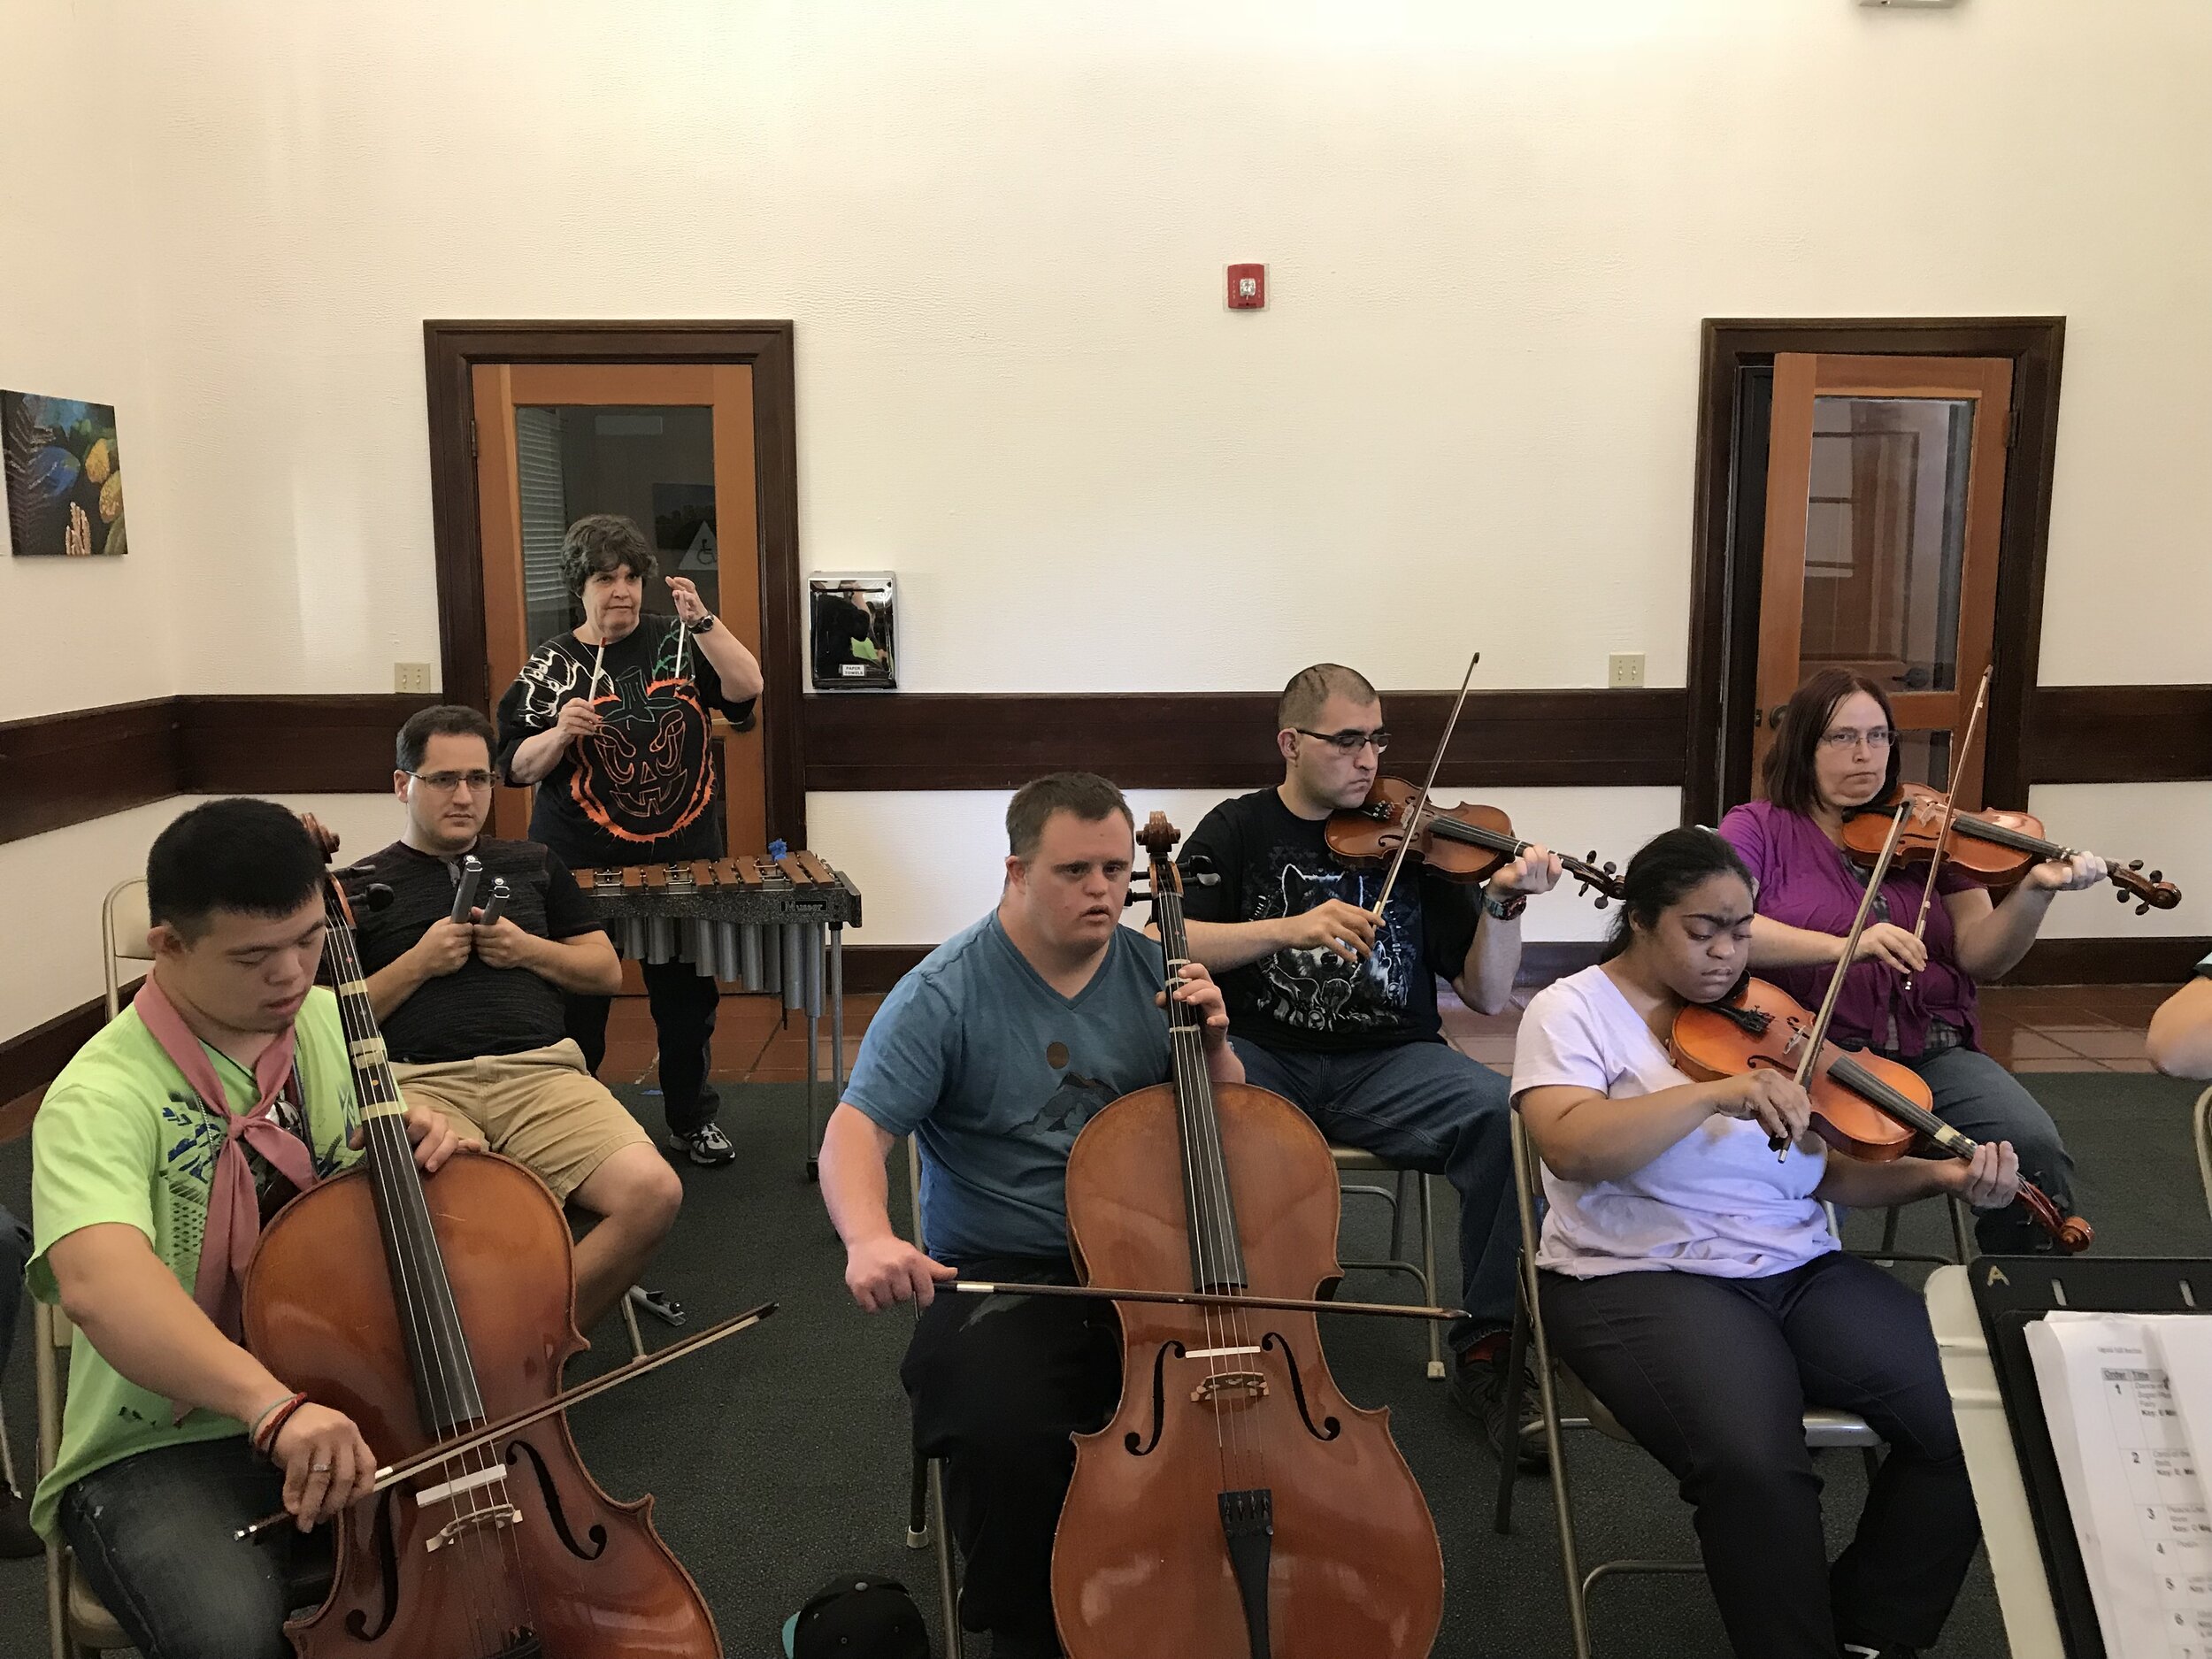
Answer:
[{"left": 328, "top": 704, "right": 684, "bottom": 1330}]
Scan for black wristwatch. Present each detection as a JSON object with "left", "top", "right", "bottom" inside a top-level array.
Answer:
[
  {"left": 1484, "top": 889, "right": 1528, "bottom": 922},
  {"left": 683, "top": 613, "right": 718, "bottom": 635}
]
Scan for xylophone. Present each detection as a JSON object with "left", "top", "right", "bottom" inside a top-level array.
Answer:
[{"left": 570, "top": 852, "right": 864, "bottom": 1178}]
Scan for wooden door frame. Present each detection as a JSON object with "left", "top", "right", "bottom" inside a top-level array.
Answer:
[
  {"left": 424, "top": 319, "right": 806, "bottom": 846},
  {"left": 1684, "top": 317, "right": 2066, "bottom": 826}
]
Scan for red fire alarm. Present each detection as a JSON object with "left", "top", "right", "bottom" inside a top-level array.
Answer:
[{"left": 1226, "top": 263, "right": 1266, "bottom": 311}]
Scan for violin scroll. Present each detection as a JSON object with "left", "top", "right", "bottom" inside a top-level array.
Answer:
[{"left": 2112, "top": 860, "right": 2181, "bottom": 915}]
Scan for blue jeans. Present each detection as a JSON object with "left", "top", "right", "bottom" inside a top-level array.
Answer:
[
  {"left": 1229, "top": 1035, "right": 1516, "bottom": 1348},
  {"left": 1903, "top": 1047, "right": 2077, "bottom": 1252},
  {"left": 60, "top": 1437, "right": 332, "bottom": 1659},
  {"left": 1540, "top": 1253, "right": 1978, "bottom": 1658}
]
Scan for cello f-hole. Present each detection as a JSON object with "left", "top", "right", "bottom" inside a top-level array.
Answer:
[
  {"left": 506, "top": 1437, "right": 610, "bottom": 1562},
  {"left": 1261, "top": 1333, "right": 1341, "bottom": 1443},
  {"left": 1124, "top": 1341, "right": 1186, "bottom": 1456}
]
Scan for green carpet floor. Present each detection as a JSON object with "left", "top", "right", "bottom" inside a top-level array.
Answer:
[{"left": 1, "top": 1070, "right": 2207, "bottom": 1657}]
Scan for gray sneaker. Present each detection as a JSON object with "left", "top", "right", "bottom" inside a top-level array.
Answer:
[{"left": 666, "top": 1123, "right": 736, "bottom": 1166}]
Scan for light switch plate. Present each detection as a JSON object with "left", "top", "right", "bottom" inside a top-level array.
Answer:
[
  {"left": 1608, "top": 652, "right": 1647, "bottom": 688},
  {"left": 394, "top": 662, "right": 434, "bottom": 694}
]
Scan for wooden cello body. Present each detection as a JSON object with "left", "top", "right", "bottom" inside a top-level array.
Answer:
[
  {"left": 242, "top": 870, "right": 719, "bottom": 1658},
  {"left": 1049, "top": 817, "right": 1443, "bottom": 1659}
]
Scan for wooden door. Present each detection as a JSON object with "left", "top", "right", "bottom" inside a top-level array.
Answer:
[
  {"left": 1755, "top": 353, "right": 2013, "bottom": 805},
  {"left": 471, "top": 364, "right": 765, "bottom": 851}
]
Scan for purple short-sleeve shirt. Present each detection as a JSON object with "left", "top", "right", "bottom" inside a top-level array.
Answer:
[{"left": 1717, "top": 799, "right": 1981, "bottom": 1058}]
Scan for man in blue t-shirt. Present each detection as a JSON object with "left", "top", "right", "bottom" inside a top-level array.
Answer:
[{"left": 818, "top": 772, "right": 1240, "bottom": 1659}]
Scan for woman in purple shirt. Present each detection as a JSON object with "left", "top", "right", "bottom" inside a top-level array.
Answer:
[{"left": 1718, "top": 669, "right": 2108, "bottom": 1252}]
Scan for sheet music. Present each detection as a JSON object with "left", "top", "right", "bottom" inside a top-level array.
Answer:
[{"left": 2025, "top": 1311, "right": 2212, "bottom": 1658}]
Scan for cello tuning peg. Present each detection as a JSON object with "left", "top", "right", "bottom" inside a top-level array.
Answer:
[
  {"left": 2149, "top": 870, "right": 2162, "bottom": 883},
  {"left": 2129, "top": 859, "right": 2145, "bottom": 872},
  {"left": 2137, "top": 902, "right": 2151, "bottom": 916},
  {"left": 1593, "top": 897, "right": 1610, "bottom": 911}
]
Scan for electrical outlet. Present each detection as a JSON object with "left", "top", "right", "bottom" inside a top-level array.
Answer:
[
  {"left": 1608, "top": 652, "right": 1646, "bottom": 689},
  {"left": 394, "top": 662, "right": 434, "bottom": 694}
]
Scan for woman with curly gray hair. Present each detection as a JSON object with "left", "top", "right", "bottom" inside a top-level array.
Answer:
[{"left": 495, "top": 512, "right": 764, "bottom": 1166}]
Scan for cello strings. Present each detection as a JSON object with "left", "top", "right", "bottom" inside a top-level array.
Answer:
[
  {"left": 1159, "top": 871, "right": 1263, "bottom": 1490},
  {"left": 1155, "top": 866, "right": 1240, "bottom": 1485},
  {"left": 326, "top": 906, "right": 536, "bottom": 1640},
  {"left": 326, "top": 917, "right": 514, "bottom": 1645}
]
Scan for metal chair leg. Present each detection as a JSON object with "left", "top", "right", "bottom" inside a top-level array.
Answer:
[
  {"left": 906, "top": 1450, "right": 931, "bottom": 1548},
  {"left": 927, "top": 1457, "right": 963, "bottom": 1659},
  {"left": 1419, "top": 1172, "right": 1444, "bottom": 1380},
  {"left": 1510, "top": 1121, "right": 1593, "bottom": 1659}
]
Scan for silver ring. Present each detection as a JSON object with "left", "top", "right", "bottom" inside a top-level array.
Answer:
[{"left": 310, "top": 1463, "right": 333, "bottom": 1473}]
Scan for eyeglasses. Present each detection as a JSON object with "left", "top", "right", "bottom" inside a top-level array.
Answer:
[
  {"left": 1294, "top": 728, "right": 1391, "bottom": 756},
  {"left": 410, "top": 770, "right": 495, "bottom": 792},
  {"left": 1817, "top": 727, "right": 1899, "bottom": 752}
]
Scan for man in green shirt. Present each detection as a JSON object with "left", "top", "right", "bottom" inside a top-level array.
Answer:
[{"left": 30, "top": 798, "right": 470, "bottom": 1659}]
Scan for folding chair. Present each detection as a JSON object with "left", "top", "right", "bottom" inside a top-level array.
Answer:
[
  {"left": 35, "top": 1302, "right": 131, "bottom": 1659},
  {"left": 100, "top": 879, "right": 153, "bottom": 1022},
  {"left": 1824, "top": 1194, "right": 1972, "bottom": 1268},
  {"left": 1492, "top": 1113, "right": 1883, "bottom": 1659},
  {"left": 1330, "top": 1145, "right": 1447, "bottom": 1380},
  {"left": 2195, "top": 1085, "right": 2212, "bottom": 1222},
  {"left": 902, "top": 1136, "right": 964, "bottom": 1659}
]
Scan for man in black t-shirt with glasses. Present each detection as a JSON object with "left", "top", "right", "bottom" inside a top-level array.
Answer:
[
  {"left": 319, "top": 704, "right": 684, "bottom": 1331},
  {"left": 1177, "top": 663, "right": 1563, "bottom": 1464}
]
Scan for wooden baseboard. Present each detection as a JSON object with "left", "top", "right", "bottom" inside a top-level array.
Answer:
[{"left": 2006, "top": 935, "right": 2209, "bottom": 987}]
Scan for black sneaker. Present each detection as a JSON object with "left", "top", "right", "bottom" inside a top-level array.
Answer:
[
  {"left": 666, "top": 1123, "right": 736, "bottom": 1166},
  {"left": 1452, "top": 1340, "right": 1548, "bottom": 1471}
]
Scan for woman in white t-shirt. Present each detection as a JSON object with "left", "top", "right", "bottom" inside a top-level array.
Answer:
[{"left": 1512, "top": 826, "right": 2019, "bottom": 1659}]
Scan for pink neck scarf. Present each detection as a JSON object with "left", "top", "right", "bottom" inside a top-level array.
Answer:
[{"left": 133, "top": 975, "right": 319, "bottom": 1351}]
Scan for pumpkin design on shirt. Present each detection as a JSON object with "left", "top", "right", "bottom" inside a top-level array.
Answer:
[{"left": 572, "top": 665, "right": 715, "bottom": 844}]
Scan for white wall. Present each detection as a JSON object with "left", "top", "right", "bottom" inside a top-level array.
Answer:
[
  {"left": 808, "top": 785, "right": 1683, "bottom": 948},
  {"left": 4, "top": 1, "right": 2209, "bottom": 1029},
  {"left": 0, "top": 794, "right": 398, "bottom": 1037}
]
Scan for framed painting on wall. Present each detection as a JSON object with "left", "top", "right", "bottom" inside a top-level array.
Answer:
[{"left": 3, "top": 393, "right": 126, "bottom": 557}]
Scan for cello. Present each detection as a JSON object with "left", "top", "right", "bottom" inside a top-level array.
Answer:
[
  {"left": 239, "top": 862, "right": 732, "bottom": 1656},
  {"left": 1047, "top": 814, "right": 1445, "bottom": 1659}
]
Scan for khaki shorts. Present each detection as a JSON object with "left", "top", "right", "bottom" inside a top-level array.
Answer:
[{"left": 393, "top": 1040, "right": 649, "bottom": 1203}]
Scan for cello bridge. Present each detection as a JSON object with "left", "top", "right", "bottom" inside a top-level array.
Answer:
[
  {"left": 425, "top": 1504, "right": 524, "bottom": 1553},
  {"left": 1191, "top": 1371, "right": 1268, "bottom": 1406}
]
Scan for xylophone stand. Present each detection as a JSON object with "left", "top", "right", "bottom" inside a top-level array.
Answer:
[{"left": 804, "top": 923, "right": 849, "bottom": 1181}]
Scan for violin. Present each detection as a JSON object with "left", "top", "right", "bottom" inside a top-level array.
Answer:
[
  {"left": 1840, "top": 781, "right": 2180, "bottom": 916},
  {"left": 1326, "top": 777, "right": 1626, "bottom": 907},
  {"left": 240, "top": 864, "right": 726, "bottom": 1656},
  {"left": 1669, "top": 977, "right": 2092, "bottom": 1254},
  {"left": 1050, "top": 814, "right": 1445, "bottom": 1657}
]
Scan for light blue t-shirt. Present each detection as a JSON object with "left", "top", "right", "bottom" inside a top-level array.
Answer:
[{"left": 845, "top": 913, "right": 1171, "bottom": 1262}]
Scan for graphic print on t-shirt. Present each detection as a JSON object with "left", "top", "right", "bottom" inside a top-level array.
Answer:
[
  {"left": 1257, "top": 855, "right": 1422, "bottom": 1037},
  {"left": 1013, "top": 1067, "right": 1118, "bottom": 1145},
  {"left": 511, "top": 628, "right": 714, "bottom": 847}
]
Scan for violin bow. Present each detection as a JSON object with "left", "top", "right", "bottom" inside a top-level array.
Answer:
[
  {"left": 235, "top": 1301, "right": 778, "bottom": 1542},
  {"left": 949, "top": 1279, "right": 1464, "bottom": 1323},
  {"left": 1904, "top": 665, "right": 1993, "bottom": 965},
  {"left": 1371, "top": 648, "right": 1480, "bottom": 920},
  {"left": 1775, "top": 801, "right": 1912, "bottom": 1161}
]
